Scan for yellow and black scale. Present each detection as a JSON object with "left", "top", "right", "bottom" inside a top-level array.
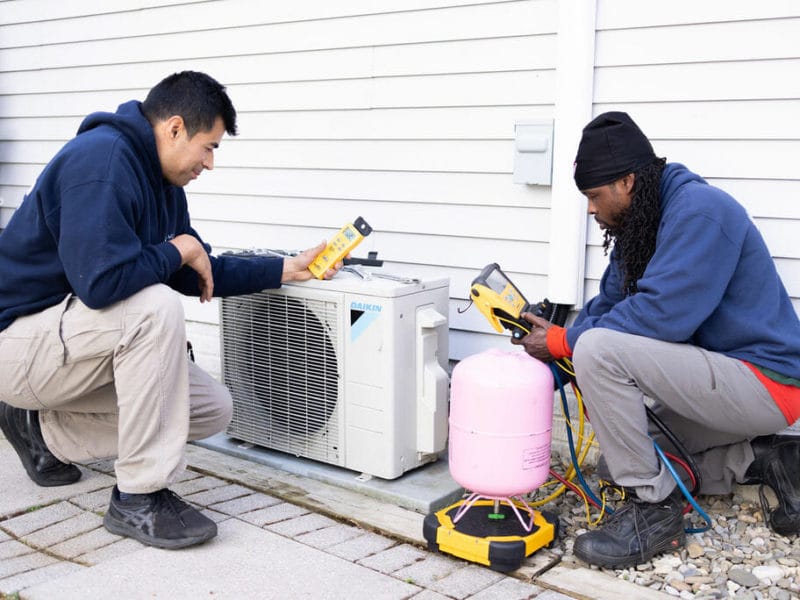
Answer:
[{"left": 423, "top": 498, "right": 559, "bottom": 573}]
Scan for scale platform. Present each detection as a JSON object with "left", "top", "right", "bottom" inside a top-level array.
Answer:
[{"left": 423, "top": 498, "right": 559, "bottom": 573}]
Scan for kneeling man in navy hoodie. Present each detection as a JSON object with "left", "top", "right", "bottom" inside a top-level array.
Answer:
[{"left": 0, "top": 71, "right": 338, "bottom": 549}]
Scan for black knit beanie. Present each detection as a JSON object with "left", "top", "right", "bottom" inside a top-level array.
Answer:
[{"left": 573, "top": 111, "right": 656, "bottom": 190}]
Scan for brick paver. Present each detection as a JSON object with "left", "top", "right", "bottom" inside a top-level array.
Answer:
[
  {"left": 76, "top": 537, "right": 144, "bottom": 566},
  {"left": 466, "top": 577, "right": 545, "bottom": 599},
  {"left": 208, "top": 492, "right": 281, "bottom": 516},
  {"left": 0, "top": 562, "right": 83, "bottom": 596},
  {"left": 295, "top": 522, "right": 364, "bottom": 549},
  {"left": 1, "top": 502, "right": 83, "bottom": 537},
  {"left": 0, "top": 539, "right": 35, "bottom": 560},
  {"left": 173, "top": 469, "right": 203, "bottom": 483},
  {"left": 82, "top": 459, "right": 115, "bottom": 474},
  {"left": 197, "top": 507, "right": 231, "bottom": 524},
  {"left": 239, "top": 502, "right": 309, "bottom": 527},
  {"left": 170, "top": 475, "right": 229, "bottom": 497},
  {"left": 428, "top": 564, "right": 505, "bottom": 599},
  {"left": 184, "top": 483, "right": 252, "bottom": 506},
  {"left": 0, "top": 455, "right": 605, "bottom": 600},
  {"left": 0, "top": 552, "right": 58, "bottom": 579},
  {"left": 48, "top": 526, "right": 123, "bottom": 560},
  {"left": 327, "top": 531, "right": 398, "bottom": 562},
  {"left": 69, "top": 487, "right": 114, "bottom": 512},
  {"left": 357, "top": 543, "right": 429, "bottom": 574},
  {"left": 408, "top": 591, "right": 451, "bottom": 599},
  {"left": 23, "top": 512, "right": 104, "bottom": 548},
  {"left": 267, "top": 512, "right": 337, "bottom": 537},
  {"left": 393, "top": 553, "right": 466, "bottom": 589}
]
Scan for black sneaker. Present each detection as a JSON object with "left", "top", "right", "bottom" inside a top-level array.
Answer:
[
  {"left": 103, "top": 485, "right": 217, "bottom": 549},
  {"left": 744, "top": 434, "right": 800, "bottom": 536},
  {"left": 573, "top": 488, "right": 685, "bottom": 569},
  {"left": 0, "top": 402, "right": 82, "bottom": 487}
]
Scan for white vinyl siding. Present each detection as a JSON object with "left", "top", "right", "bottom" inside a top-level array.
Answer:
[
  {"left": 588, "top": 1, "right": 800, "bottom": 313},
  {"left": 0, "top": 0, "right": 560, "bottom": 374},
  {"left": 1, "top": 0, "right": 798, "bottom": 376}
]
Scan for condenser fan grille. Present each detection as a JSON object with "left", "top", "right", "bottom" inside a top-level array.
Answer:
[{"left": 221, "top": 291, "right": 341, "bottom": 464}]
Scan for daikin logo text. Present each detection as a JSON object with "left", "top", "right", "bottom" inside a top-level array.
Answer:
[{"left": 351, "top": 301, "right": 382, "bottom": 312}]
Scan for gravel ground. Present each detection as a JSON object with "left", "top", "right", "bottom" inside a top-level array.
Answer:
[{"left": 529, "top": 462, "right": 800, "bottom": 599}]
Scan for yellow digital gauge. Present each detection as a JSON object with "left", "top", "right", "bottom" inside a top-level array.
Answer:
[
  {"left": 308, "top": 217, "right": 372, "bottom": 279},
  {"left": 470, "top": 263, "right": 533, "bottom": 339}
]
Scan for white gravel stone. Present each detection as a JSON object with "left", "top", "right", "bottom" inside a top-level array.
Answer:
[
  {"left": 752, "top": 564, "right": 784, "bottom": 582},
  {"left": 524, "top": 465, "right": 799, "bottom": 599}
]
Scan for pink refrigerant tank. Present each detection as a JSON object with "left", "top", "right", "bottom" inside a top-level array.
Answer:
[{"left": 449, "top": 349, "right": 554, "bottom": 497}]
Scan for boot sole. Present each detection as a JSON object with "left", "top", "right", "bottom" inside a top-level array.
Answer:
[{"left": 103, "top": 512, "right": 217, "bottom": 550}]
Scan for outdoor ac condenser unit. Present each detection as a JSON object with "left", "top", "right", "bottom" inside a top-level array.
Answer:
[{"left": 220, "top": 269, "right": 450, "bottom": 480}]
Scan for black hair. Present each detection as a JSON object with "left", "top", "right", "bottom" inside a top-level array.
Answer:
[
  {"left": 602, "top": 157, "right": 667, "bottom": 296},
  {"left": 142, "top": 71, "right": 237, "bottom": 137}
]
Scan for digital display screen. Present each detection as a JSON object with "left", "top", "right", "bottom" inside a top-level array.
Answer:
[{"left": 486, "top": 270, "right": 510, "bottom": 293}]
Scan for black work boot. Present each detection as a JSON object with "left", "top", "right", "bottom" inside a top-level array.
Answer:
[
  {"left": 573, "top": 487, "right": 685, "bottom": 568},
  {"left": 0, "top": 402, "right": 82, "bottom": 487},
  {"left": 104, "top": 486, "right": 218, "bottom": 549},
  {"left": 744, "top": 434, "right": 800, "bottom": 536}
]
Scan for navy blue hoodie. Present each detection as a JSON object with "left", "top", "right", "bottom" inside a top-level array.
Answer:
[
  {"left": 568, "top": 163, "right": 800, "bottom": 379},
  {"left": 0, "top": 100, "right": 282, "bottom": 331}
]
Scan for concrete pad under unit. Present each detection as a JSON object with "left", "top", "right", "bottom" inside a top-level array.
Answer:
[{"left": 195, "top": 432, "right": 464, "bottom": 514}]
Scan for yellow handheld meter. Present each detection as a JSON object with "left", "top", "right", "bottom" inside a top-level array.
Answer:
[
  {"left": 470, "top": 263, "right": 533, "bottom": 340},
  {"left": 308, "top": 217, "right": 373, "bottom": 279}
]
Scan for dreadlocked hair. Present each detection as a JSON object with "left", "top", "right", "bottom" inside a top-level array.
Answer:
[{"left": 602, "top": 157, "right": 667, "bottom": 296}]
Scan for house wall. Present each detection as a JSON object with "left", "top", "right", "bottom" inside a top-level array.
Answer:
[
  {"left": 0, "top": 1, "right": 798, "bottom": 382},
  {"left": 586, "top": 1, "right": 800, "bottom": 312}
]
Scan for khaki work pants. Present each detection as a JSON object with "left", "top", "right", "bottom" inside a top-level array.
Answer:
[{"left": 0, "top": 284, "right": 232, "bottom": 493}]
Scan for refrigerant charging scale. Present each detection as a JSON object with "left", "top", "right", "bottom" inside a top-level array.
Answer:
[{"left": 423, "top": 499, "right": 558, "bottom": 572}]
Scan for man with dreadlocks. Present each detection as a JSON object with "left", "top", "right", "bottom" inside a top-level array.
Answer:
[{"left": 514, "top": 111, "right": 800, "bottom": 568}]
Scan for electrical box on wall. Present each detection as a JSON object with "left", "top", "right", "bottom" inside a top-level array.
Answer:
[{"left": 513, "top": 119, "right": 554, "bottom": 185}]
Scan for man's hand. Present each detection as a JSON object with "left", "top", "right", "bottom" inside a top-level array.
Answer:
[
  {"left": 282, "top": 241, "right": 342, "bottom": 282},
  {"left": 510, "top": 312, "right": 555, "bottom": 361},
  {"left": 169, "top": 234, "right": 214, "bottom": 302}
]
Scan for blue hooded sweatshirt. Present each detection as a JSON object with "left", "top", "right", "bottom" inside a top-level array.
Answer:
[
  {"left": 0, "top": 100, "right": 283, "bottom": 331},
  {"left": 567, "top": 162, "right": 800, "bottom": 380}
]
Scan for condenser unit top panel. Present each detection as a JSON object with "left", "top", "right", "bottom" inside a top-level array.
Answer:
[{"left": 281, "top": 268, "right": 448, "bottom": 298}]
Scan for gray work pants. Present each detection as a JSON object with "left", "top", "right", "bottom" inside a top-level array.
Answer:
[
  {"left": 0, "top": 284, "right": 232, "bottom": 493},
  {"left": 572, "top": 328, "right": 787, "bottom": 503}
]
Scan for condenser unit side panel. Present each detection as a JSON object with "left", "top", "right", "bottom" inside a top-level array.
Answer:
[
  {"left": 341, "top": 290, "right": 397, "bottom": 478},
  {"left": 393, "top": 289, "right": 450, "bottom": 469},
  {"left": 381, "top": 287, "right": 450, "bottom": 473},
  {"left": 341, "top": 285, "right": 450, "bottom": 479}
]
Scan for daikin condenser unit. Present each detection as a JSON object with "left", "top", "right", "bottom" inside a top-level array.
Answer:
[{"left": 220, "top": 269, "right": 450, "bottom": 479}]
